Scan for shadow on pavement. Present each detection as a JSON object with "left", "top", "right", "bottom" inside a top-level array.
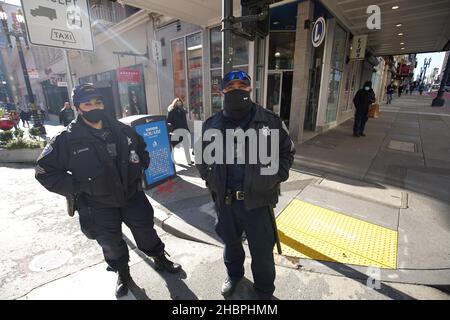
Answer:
[
  {"left": 123, "top": 233, "right": 199, "bottom": 300},
  {"left": 279, "top": 231, "right": 417, "bottom": 300}
]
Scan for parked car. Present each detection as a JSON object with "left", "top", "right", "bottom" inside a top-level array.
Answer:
[
  {"left": 429, "top": 84, "right": 440, "bottom": 93},
  {"left": 0, "top": 117, "right": 14, "bottom": 131}
]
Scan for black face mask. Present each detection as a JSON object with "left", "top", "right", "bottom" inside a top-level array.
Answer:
[
  {"left": 81, "top": 109, "right": 105, "bottom": 123},
  {"left": 223, "top": 89, "right": 252, "bottom": 120}
]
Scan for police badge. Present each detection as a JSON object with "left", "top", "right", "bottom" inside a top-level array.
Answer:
[
  {"left": 261, "top": 126, "right": 271, "bottom": 137},
  {"left": 129, "top": 150, "right": 140, "bottom": 164}
]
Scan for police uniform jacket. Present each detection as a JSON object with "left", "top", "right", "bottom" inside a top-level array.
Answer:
[
  {"left": 196, "top": 104, "right": 296, "bottom": 211},
  {"left": 35, "top": 116, "right": 150, "bottom": 208}
]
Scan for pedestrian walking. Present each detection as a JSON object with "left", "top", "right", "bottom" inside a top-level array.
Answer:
[
  {"left": 386, "top": 81, "right": 395, "bottom": 104},
  {"left": 196, "top": 70, "right": 295, "bottom": 300},
  {"left": 410, "top": 83, "right": 414, "bottom": 95},
  {"left": 17, "top": 103, "right": 31, "bottom": 128},
  {"left": 35, "top": 84, "right": 182, "bottom": 298},
  {"left": 353, "top": 81, "right": 376, "bottom": 137},
  {"left": 167, "top": 97, "right": 193, "bottom": 165},
  {"left": 9, "top": 110, "right": 20, "bottom": 130},
  {"left": 398, "top": 84, "right": 403, "bottom": 97},
  {"left": 419, "top": 82, "right": 424, "bottom": 95},
  {"left": 59, "top": 101, "right": 76, "bottom": 127}
]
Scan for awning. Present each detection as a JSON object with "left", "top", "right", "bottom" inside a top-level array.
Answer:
[
  {"left": 118, "top": 0, "right": 241, "bottom": 27},
  {"left": 321, "top": 0, "right": 450, "bottom": 55},
  {"left": 119, "top": 0, "right": 450, "bottom": 55}
]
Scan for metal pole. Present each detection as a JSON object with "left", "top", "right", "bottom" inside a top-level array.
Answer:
[
  {"left": 222, "top": 0, "right": 234, "bottom": 77},
  {"left": 63, "top": 49, "right": 75, "bottom": 105},
  {"left": 432, "top": 55, "right": 450, "bottom": 107},
  {"left": 15, "top": 34, "right": 44, "bottom": 132}
]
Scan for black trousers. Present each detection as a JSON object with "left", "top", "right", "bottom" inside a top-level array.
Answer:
[
  {"left": 77, "top": 191, "right": 165, "bottom": 272},
  {"left": 215, "top": 201, "right": 276, "bottom": 296},
  {"left": 353, "top": 111, "right": 369, "bottom": 135}
]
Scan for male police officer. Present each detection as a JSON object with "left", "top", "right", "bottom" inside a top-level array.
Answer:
[
  {"left": 196, "top": 71, "right": 295, "bottom": 299},
  {"left": 35, "top": 84, "right": 181, "bottom": 298}
]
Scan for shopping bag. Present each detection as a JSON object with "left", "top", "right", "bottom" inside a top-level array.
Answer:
[{"left": 369, "top": 103, "right": 380, "bottom": 118}]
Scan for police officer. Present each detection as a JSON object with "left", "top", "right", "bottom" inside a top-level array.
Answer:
[
  {"left": 35, "top": 84, "right": 182, "bottom": 298},
  {"left": 196, "top": 71, "right": 295, "bottom": 299}
]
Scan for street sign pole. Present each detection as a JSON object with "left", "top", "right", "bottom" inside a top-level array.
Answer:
[
  {"left": 222, "top": 0, "right": 234, "bottom": 77},
  {"left": 63, "top": 49, "right": 75, "bottom": 105},
  {"left": 432, "top": 55, "right": 450, "bottom": 107}
]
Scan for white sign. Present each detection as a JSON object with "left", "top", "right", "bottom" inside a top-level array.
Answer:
[
  {"left": 20, "top": 0, "right": 94, "bottom": 52},
  {"left": 152, "top": 40, "right": 162, "bottom": 62},
  {"left": 350, "top": 35, "right": 368, "bottom": 60},
  {"left": 28, "top": 69, "right": 39, "bottom": 79},
  {"left": 312, "top": 17, "right": 326, "bottom": 48},
  {"left": 57, "top": 81, "right": 68, "bottom": 87}
]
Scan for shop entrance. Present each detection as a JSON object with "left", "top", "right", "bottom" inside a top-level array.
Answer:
[
  {"left": 266, "top": 71, "right": 293, "bottom": 127},
  {"left": 304, "top": 42, "right": 325, "bottom": 132}
]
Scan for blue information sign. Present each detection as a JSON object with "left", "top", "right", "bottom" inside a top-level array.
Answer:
[
  {"left": 135, "top": 119, "right": 175, "bottom": 188},
  {"left": 120, "top": 115, "right": 176, "bottom": 189}
]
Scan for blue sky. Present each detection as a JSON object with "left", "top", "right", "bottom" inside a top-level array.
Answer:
[{"left": 414, "top": 52, "right": 446, "bottom": 78}]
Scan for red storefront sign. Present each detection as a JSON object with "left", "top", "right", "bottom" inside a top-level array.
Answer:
[
  {"left": 400, "top": 64, "right": 411, "bottom": 76},
  {"left": 117, "top": 68, "right": 141, "bottom": 83}
]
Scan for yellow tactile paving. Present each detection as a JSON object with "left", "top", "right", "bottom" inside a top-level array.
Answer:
[{"left": 275, "top": 199, "right": 398, "bottom": 269}]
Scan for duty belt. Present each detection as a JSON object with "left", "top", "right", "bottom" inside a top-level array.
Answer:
[{"left": 225, "top": 189, "right": 245, "bottom": 205}]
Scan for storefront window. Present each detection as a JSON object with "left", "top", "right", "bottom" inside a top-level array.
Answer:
[
  {"left": 117, "top": 65, "right": 147, "bottom": 117},
  {"left": 171, "top": 38, "right": 187, "bottom": 103},
  {"left": 268, "top": 32, "right": 296, "bottom": 70},
  {"left": 326, "top": 24, "right": 347, "bottom": 123},
  {"left": 186, "top": 33, "right": 203, "bottom": 121},
  {"left": 209, "top": 26, "right": 249, "bottom": 115}
]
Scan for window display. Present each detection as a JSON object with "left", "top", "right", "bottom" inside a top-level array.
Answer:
[
  {"left": 186, "top": 33, "right": 204, "bottom": 121},
  {"left": 171, "top": 38, "right": 187, "bottom": 104}
]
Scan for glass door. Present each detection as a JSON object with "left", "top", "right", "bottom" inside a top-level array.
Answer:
[{"left": 267, "top": 72, "right": 282, "bottom": 116}]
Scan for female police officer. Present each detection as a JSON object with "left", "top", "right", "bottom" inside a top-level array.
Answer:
[{"left": 35, "top": 84, "right": 181, "bottom": 298}]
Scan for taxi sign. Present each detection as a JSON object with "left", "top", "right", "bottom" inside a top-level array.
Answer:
[{"left": 20, "top": 0, "right": 94, "bottom": 51}]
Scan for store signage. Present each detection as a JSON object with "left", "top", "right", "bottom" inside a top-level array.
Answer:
[
  {"left": 312, "top": 17, "right": 326, "bottom": 48},
  {"left": 400, "top": 64, "right": 411, "bottom": 76},
  {"left": 350, "top": 35, "right": 368, "bottom": 60},
  {"left": 152, "top": 40, "right": 162, "bottom": 62},
  {"left": 57, "top": 81, "right": 68, "bottom": 87},
  {"left": 120, "top": 115, "right": 176, "bottom": 189},
  {"left": 20, "top": 0, "right": 94, "bottom": 51},
  {"left": 117, "top": 68, "right": 141, "bottom": 84},
  {"left": 28, "top": 69, "right": 40, "bottom": 79}
]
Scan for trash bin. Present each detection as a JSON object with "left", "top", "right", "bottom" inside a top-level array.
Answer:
[{"left": 120, "top": 115, "right": 176, "bottom": 189}]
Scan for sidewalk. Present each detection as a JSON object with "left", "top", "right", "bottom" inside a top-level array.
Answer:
[{"left": 148, "top": 93, "right": 450, "bottom": 287}]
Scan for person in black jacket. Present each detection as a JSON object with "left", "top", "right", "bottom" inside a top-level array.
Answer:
[
  {"left": 195, "top": 71, "right": 295, "bottom": 299},
  {"left": 167, "top": 97, "right": 193, "bottom": 164},
  {"left": 353, "top": 81, "right": 376, "bottom": 137},
  {"left": 386, "top": 81, "right": 395, "bottom": 104},
  {"left": 59, "top": 102, "right": 76, "bottom": 126},
  {"left": 35, "top": 84, "right": 181, "bottom": 298}
]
